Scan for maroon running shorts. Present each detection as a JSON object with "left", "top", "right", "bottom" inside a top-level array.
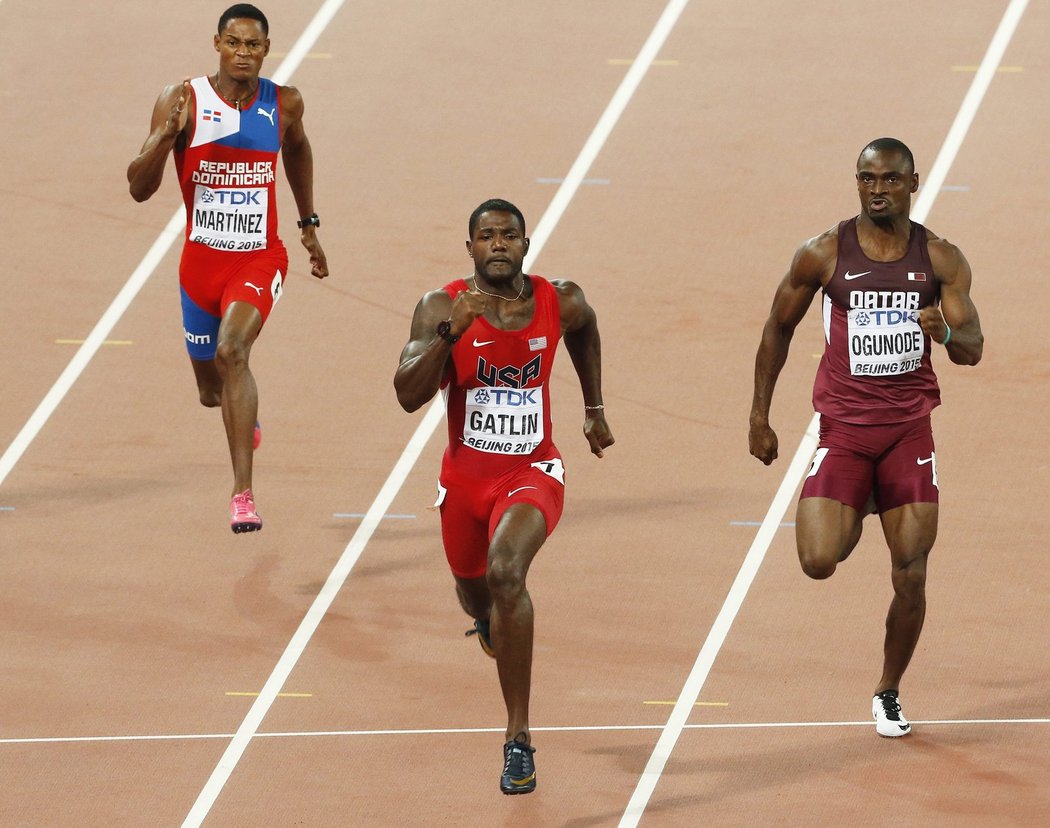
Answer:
[{"left": 800, "top": 414, "right": 938, "bottom": 513}]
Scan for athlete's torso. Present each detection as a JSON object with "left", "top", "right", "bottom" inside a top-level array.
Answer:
[
  {"left": 174, "top": 76, "right": 282, "bottom": 254},
  {"left": 442, "top": 276, "right": 562, "bottom": 475},
  {"left": 813, "top": 217, "right": 941, "bottom": 423}
]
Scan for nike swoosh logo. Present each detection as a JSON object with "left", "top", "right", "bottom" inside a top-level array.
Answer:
[
  {"left": 916, "top": 457, "right": 934, "bottom": 466},
  {"left": 473, "top": 339, "right": 496, "bottom": 347},
  {"left": 843, "top": 270, "right": 872, "bottom": 281},
  {"left": 507, "top": 486, "right": 538, "bottom": 497}
]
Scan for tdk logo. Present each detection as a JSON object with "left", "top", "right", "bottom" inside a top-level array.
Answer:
[
  {"left": 855, "top": 309, "right": 917, "bottom": 326},
  {"left": 210, "top": 190, "right": 262, "bottom": 206},
  {"left": 484, "top": 388, "right": 538, "bottom": 406}
]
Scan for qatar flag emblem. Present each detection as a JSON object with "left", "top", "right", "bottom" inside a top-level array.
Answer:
[{"left": 908, "top": 272, "right": 927, "bottom": 282}]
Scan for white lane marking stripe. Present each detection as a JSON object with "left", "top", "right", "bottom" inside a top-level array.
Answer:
[
  {"left": 5, "top": 717, "right": 1047, "bottom": 745},
  {"left": 524, "top": 0, "right": 690, "bottom": 270},
  {"left": 0, "top": 211, "right": 183, "bottom": 488},
  {"left": 182, "top": 1, "right": 676, "bottom": 823},
  {"left": 617, "top": 1, "right": 1031, "bottom": 825}
]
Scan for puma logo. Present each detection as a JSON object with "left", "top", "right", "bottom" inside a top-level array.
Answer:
[
  {"left": 257, "top": 106, "right": 276, "bottom": 126},
  {"left": 244, "top": 282, "right": 264, "bottom": 296}
]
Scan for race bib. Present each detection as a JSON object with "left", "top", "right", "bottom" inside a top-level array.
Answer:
[
  {"left": 847, "top": 307, "right": 924, "bottom": 376},
  {"left": 463, "top": 385, "right": 544, "bottom": 455},
  {"left": 189, "top": 184, "right": 269, "bottom": 252}
]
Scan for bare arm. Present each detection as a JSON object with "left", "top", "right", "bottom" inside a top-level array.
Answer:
[
  {"left": 555, "top": 279, "right": 614, "bottom": 458},
  {"left": 749, "top": 233, "right": 834, "bottom": 465},
  {"left": 394, "top": 287, "right": 489, "bottom": 412},
  {"left": 280, "top": 86, "right": 328, "bottom": 279},
  {"left": 127, "top": 80, "right": 190, "bottom": 202},
  {"left": 919, "top": 238, "right": 983, "bottom": 366}
]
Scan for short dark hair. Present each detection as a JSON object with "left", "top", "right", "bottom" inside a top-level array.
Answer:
[
  {"left": 469, "top": 199, "right": 526, "bottom": 238},
  {"left": 219, "top": 4, "right": 269, "bottom": 36},
  {"left": 858, "top": 137, "right": 915, "bottom": 173}
]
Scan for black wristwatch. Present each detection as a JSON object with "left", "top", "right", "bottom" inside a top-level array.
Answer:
[
  {"left": 436, "top": 319, "right": 460, "bottom": 345},
  {"left": 297, "top": 213, "right": 320, "bottom": 229}
]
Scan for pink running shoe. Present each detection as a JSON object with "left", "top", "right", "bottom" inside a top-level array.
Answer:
[
  {"left": 230, "top": 489, "right": 262, "bottom": 534},
  {"left": 253, "top": 421, "right": 262, "bottom": 451}
]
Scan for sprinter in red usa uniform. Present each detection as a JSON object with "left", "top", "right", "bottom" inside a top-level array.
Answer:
[
  {"left": 395, "top": 199, "right": 614, "bottom": 795},
  {"left": 127, "top": 4, "right": 328, "bottom": 533},
  {"left": 749, "top": 138, "right": 983, "bottom": 739}
]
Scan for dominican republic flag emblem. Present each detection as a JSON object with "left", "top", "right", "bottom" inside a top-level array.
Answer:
[
  {"left": 529, "top": 336, "right": 547, "bottom": 351},
  {"left": 202, "top": 109, "right": 222, "bottom": 123},
  {"left": 908, "top": 272, "right": 927, "bottom": 282}
]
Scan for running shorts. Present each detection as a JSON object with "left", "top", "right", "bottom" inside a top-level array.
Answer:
[
  {"left": 436, "top": 456, "right": 566, "bottom": 579},
  {"left": 179, "top": 241, "right": 288, "bottom": 360},
  {"left": 800, "top": 414, "right": 939, "bottom": 512}
]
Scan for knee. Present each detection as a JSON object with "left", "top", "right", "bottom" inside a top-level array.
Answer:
[
  {"left": 198, "top": 388, "right": 222, "bottom": 407},
  {"left": 486, "top": 552, "right": 526, "bottom": 602},
  {"left": 800, "top": 557, "right": 836, "bottom": 580},
  {"left": 891, "top": 555, "right": 927, "bottom": 601},
  {"left": 215, "top": 338, "right": 249, "bottom": 372}
]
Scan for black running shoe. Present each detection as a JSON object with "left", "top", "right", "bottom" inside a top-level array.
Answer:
[
  {"left": 500, "top": 738, "right": 536, "bottom": 795},
  {"left": 465, "top": 618, "right": 495, "bottom": 658}
]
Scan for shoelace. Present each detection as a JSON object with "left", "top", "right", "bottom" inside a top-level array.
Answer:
[
  {"left": 503, "top": 743, "right": 533, "bottom": 777},
  {"left": 877, "top": 693, "right": 902, "bottom": 719},
  {"left": 232, "top": 493, "right": 256, "bottom": 518}
]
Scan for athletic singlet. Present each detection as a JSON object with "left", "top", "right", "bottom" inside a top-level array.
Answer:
[
  {"left": 812, "top": 217, "right": 941, "bottom": 424},
  {"left": 440, "top": 276, "right": 562, "bottom": 476},
  {"left": 174, "top": 76, "right": 282, "bottom": 254}
]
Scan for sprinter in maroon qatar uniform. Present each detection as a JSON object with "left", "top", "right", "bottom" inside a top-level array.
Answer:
[
  {"left": 395, "top": 199, "right": 614, "bottom": 795},
  {"left": 749, "top": 138, "right": 983, "bottom": 738}
]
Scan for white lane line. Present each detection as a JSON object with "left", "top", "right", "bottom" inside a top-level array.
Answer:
[
  {"left": 617, "top": 1, "right": 1031, "bottom": 825},
  {"left": 525, "top": 0, "right": 691, "bottom": 271},
  {"left": 0, "top": 0, "right": 345, "bottom": 491},
  {"left": 6, "top": 718, "right": 1047, "bottom": 746},
  {"left": 181, "top": 1, "right": 680, "bottom": 824}
]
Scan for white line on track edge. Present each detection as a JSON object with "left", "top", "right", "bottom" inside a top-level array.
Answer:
[
  {"left": 182, "top": 1, "right": 685, "bottom": 825},
  {"left": 5, "top": 718, "right": 1047, "bottom": 746},
  {"left": 617, "top": 1, "right": 1031, "bottom": 824}
]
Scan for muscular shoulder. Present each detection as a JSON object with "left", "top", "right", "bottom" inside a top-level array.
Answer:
[
  {"left": 550, "top": 278, "right": 592, "bottom": 332},
  {"left": 925, "top": 232, "right": 970, "bottom": 286},
  {"left": 790, "top": 224, "right": 839, "bottom": 286},
  {"left": 278, "top": 84, "right": 305, "bottom": 121}
]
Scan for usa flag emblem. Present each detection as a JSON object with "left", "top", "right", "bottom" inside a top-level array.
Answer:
[
  {"left": 908, "top": 272, "right": 927, "bottom": 282},
  {"left": 202, "top": 109, "right": 222, "bottom": 123},
  {"left": 528, "top": 336, "right": 547, "bottom": 351}
]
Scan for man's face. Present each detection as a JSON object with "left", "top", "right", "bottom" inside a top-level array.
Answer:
[
  {"left": 467, "top": 211, "right": 529, "bottom": 283},
  {"left": 214, "top": 19, "right": 269, "bottom": 81},
  {"left": 856, "top": 150, "right": 918, "bottom": 222}
]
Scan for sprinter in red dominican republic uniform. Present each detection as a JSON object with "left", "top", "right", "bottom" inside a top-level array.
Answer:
[
  {"left": 128, "top": 4, "right": 328, "bottom": 534},
  {"left": 395, "top": 199, "right": 614, "bottom": 795},
  {"left": 749, "top": 139, "right": 984, "bottom": 740}
]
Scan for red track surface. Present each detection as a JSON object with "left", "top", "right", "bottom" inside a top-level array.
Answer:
[{"left": 1, "top": 1, "right": 1047, "bottom": 825}]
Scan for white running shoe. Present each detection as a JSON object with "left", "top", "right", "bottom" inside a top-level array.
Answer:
[{"left": 872, "top": 690, "right": 911, "bottom": 737}]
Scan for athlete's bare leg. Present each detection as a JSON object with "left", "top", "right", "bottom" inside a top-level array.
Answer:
[
  {"left": 191, "top": 358, "right": 223, "bottom": 407},
  {"left": 214, "top": 301, "right": 262, "bottom": 496},
  {"left": 875, "top": 502, "right": 937, "bottom": 694},
  {"left": 485, "top": 503, "right": 547, "bottom": 744},
  {"left": 796, "top": 496, "right": 865, "bottom": 579}
]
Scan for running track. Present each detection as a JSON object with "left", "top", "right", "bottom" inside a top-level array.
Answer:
[{"left": 1, "top": 1, "right": 1047, "bottom": 825}]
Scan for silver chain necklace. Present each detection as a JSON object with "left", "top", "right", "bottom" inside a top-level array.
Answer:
[{"left": 471, "top": 275, "right": 526, "bottom": 301}]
